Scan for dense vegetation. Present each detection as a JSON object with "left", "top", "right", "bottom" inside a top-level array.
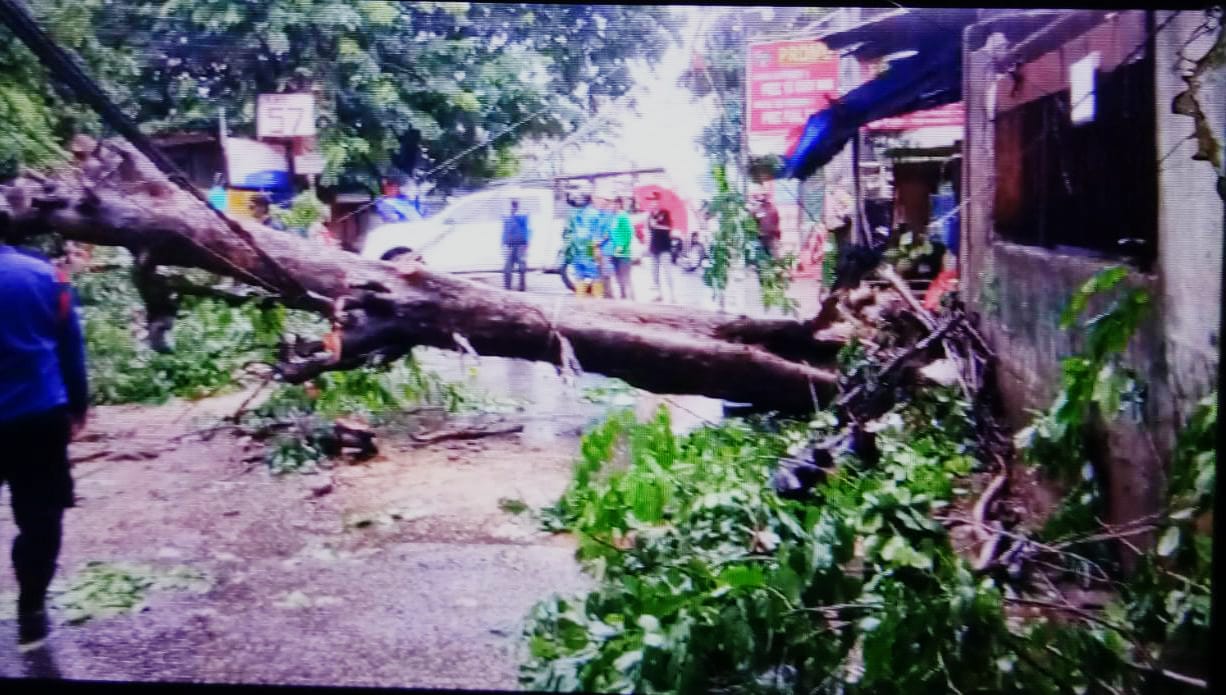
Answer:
[
  {"left": 1, "top": 1, "right": 680, "bottom": 189},
  {"left": 521, "top": 267, "right": 1213, "bottom": 693},
  {"left": 70, "top": 244, "right": 496, "bottom": 474}
]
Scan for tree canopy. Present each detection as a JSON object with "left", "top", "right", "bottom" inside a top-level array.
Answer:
[{"left": 1, "top": 1, "right": 682, "bottom": 190}]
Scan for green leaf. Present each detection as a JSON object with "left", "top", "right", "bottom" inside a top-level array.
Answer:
[
  {"left": 1092, "top": 363, "right": 1125, "bottom": 417},
  {"left": 879, "top": 535, "right": 908, "bottom": 562},
  {"left": 719, "top": 565, "right": 765, "bottom": 589},
  {"left": 1062, "top": 266, "right": 1128, "bottom": 328}
]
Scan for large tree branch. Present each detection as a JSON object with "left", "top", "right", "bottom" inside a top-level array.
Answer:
[{"left": 1, "top": 139, "right": 843, "bottom": 413}]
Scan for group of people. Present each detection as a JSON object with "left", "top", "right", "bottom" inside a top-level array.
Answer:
[{"left": 554, "top": 187, "right": 676, "bottom": 302}]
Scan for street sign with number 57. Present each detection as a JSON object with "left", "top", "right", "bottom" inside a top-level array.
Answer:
[{"left": 258, "top": 93, "right": 316, "bottom": 139}]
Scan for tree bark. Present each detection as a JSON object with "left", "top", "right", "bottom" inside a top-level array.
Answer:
[{"left": 1, "top": 140, "right": 843, "bottom": 413}]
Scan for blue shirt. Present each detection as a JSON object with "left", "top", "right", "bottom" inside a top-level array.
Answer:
[
  {"left": 0, "top": 246, "right": 89, "bottom": 423},
  {"left": 502, "top": 213, "right": 531, "bottom": 246}
]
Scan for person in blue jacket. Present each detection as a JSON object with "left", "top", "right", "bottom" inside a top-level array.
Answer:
[
  {"left": 0, "top": 221, "right": 89, "bottom": 651},
  {"left": 502, "top": 199, "right": 532, "bottom": 292}
]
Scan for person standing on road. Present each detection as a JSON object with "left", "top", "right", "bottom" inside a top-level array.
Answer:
[
  {"left": 593, "top": 193, "right": 619, "bottom": 299},
  {"left": 501, "top": 199, "right": 531, "bottom": 292},
  {"left": 753, "top": 193, "right": 782, "bottom": 261},
  {"left": 564, "top": 187, "right": 605, "bottom": 298},
  {"left": 609, "top": 197, "right": 636, "bottom": 300},
  {"left": 0, "top": 221, "right": 89, "bottom": 652},
  {"left": 646, "top": 192, "right": 675, "bottom": 303}
]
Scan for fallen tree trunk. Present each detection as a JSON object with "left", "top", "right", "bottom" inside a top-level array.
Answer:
[{"left": 1, "top": 139, "right": 842, "bottom": 413}]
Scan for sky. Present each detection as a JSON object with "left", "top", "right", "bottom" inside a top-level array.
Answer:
[{"left": 531, "top": 6, "right": 720, "bottom": 203}]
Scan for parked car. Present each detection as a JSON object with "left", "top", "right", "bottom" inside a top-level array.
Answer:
[
  {"left": 360, "top": 187, "right": 565, "bottom": 272},
  {"left": 361, "top": 186, "right": 646, "bottom": 288}
]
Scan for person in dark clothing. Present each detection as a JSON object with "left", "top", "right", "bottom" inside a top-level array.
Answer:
[
  {"left": 645, "top": 193, "right": 675, "bottom": 303},
  {"left": 0, "top": 223, "right": 89, "bottom": 651},
  {"left": 249, "top": 194, "right": 287, "bottom": 232},
  {"left": 502, "top": 199, "right": 531, "bottom": 291}
]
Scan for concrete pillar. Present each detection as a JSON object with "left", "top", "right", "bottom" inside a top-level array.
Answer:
[
  {"left": 960, "top": 27, "right": 1003, "bottom": 310},
  {"left": 1153, "top": 10, "right": 1224, "bottom": 425}
]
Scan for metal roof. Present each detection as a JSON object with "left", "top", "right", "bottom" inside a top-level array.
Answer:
[{"left": 817, "top": 8, "right": 982, "bottom": 61}]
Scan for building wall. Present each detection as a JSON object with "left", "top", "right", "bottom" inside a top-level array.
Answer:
[
  {"left": 960, "top": 11, "right": 1224, "bottom": 540},
  {"left": 1153, "top": 10, "right": 1225, "bottom": 427}
]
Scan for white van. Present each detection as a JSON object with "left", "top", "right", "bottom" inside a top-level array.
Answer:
[
  {"left": 361, "top": 186, "right": 647, "bottom": 287},
  {"left": 360, "top": 187, "right": 564, "bottom": 273}
]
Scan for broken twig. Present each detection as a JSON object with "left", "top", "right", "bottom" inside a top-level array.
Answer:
[{"left": 409, "top": 423, "right": 525, "bottom": 445}]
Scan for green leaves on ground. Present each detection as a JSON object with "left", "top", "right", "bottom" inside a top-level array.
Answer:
[
  {"left": 523, "top": 392, "right": 1141, "bottom": 693},
  {"left": 244, "top": 355, "right": 482, "bottom": 475},
  {"left": 52, "top": 561, "right": 211, "bottom": 625},
  {"left": 527, "top": 353, "right": 1213, "bottom": 694}
]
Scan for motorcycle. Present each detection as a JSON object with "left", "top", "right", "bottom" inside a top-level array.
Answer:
[{"left": 670, "top": 231, "right": 707, "bottom": 272}]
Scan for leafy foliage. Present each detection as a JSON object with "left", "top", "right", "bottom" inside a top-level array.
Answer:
[
  {"left": 1013, "top": 269, "right": 1213, "bottom": 689},
  {"left": 271, "top": 190, "right": 331, "bottom": 236},
  {"left": 241, "top": 352, "right": 495, "bottom": 474},
  {"left": 51, "top": 561, "right": 211, "bottom": 625},
  {"left": 8, "top": 1, "right": 680, "bottom": 191},
  {"left": 702, "top": 164, "right": 798, "bottom": 314},
  {"left": 1014, "top": 266, "right": 1151, "bottom": 483},
  {"left": 1118, "top": 393, "right": 1214, "bottom": 681},
  {"left": 521, "top": 388, "right": 1163, "bottom": 693},
  {"left": 74, "top": 247, "right": 320, "bottom": 404}
]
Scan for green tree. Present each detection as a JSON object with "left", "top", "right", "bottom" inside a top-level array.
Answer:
[
  {"left": 2, "top": 1, "right": 681, "bottom": 191},
  {"left": 0, "top": 0, "right": 141, "bottom": 178}
]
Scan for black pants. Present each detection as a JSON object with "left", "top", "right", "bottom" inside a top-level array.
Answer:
[
  {"left": 0, "top": 407, "right": 73, "bottom": 614},
  {"left": 503, "top": 243, "right": 527, "bottom": 291}
]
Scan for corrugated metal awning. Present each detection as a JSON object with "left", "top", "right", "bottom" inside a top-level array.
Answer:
[
  {"left": 782, "top": 45, "right": 962, "bottom": 180},
  {"left": 817, "top": 8, "right": 981, "bottom": 61}
]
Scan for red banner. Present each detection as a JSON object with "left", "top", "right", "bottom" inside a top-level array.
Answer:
[
  {"left": 747, "top": 39, "right": 840, "bottom": 135},
  {"left": 866, "top": 102, "right": 965, "bottom": 131}
]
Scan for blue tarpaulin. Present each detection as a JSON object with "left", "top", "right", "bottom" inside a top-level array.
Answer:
[{"left": 782, "top": 46, "right": 962, "bottom": 180}]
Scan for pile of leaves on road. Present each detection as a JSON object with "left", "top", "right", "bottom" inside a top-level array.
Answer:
[
  {"left": 236, "top": 359, "right": 490, "bottom": 475},
  {"left": 51, "top": 561, "right": 211, "bottom": 625},
  {"left": 521, "top": 266, "right": 1212, "bottom": 693}
]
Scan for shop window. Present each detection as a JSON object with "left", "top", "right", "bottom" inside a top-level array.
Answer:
[{"left": 993, "top": 48, "right": 1156, "bottom": 271}]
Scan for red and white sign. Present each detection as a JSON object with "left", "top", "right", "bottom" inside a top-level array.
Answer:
[
  {"left": 257, "top": 93, "right": 316, "bottom": 139},
  {"left": 747, "top": 39, "right": 840, "bottom": 154},
  {"left": 866, "top": 102, "right": 965, "bottom": 132}
]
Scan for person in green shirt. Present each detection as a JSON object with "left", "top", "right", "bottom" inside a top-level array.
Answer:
[{"left": 609, "top": 197, "right": 636, "bottom": 300}]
